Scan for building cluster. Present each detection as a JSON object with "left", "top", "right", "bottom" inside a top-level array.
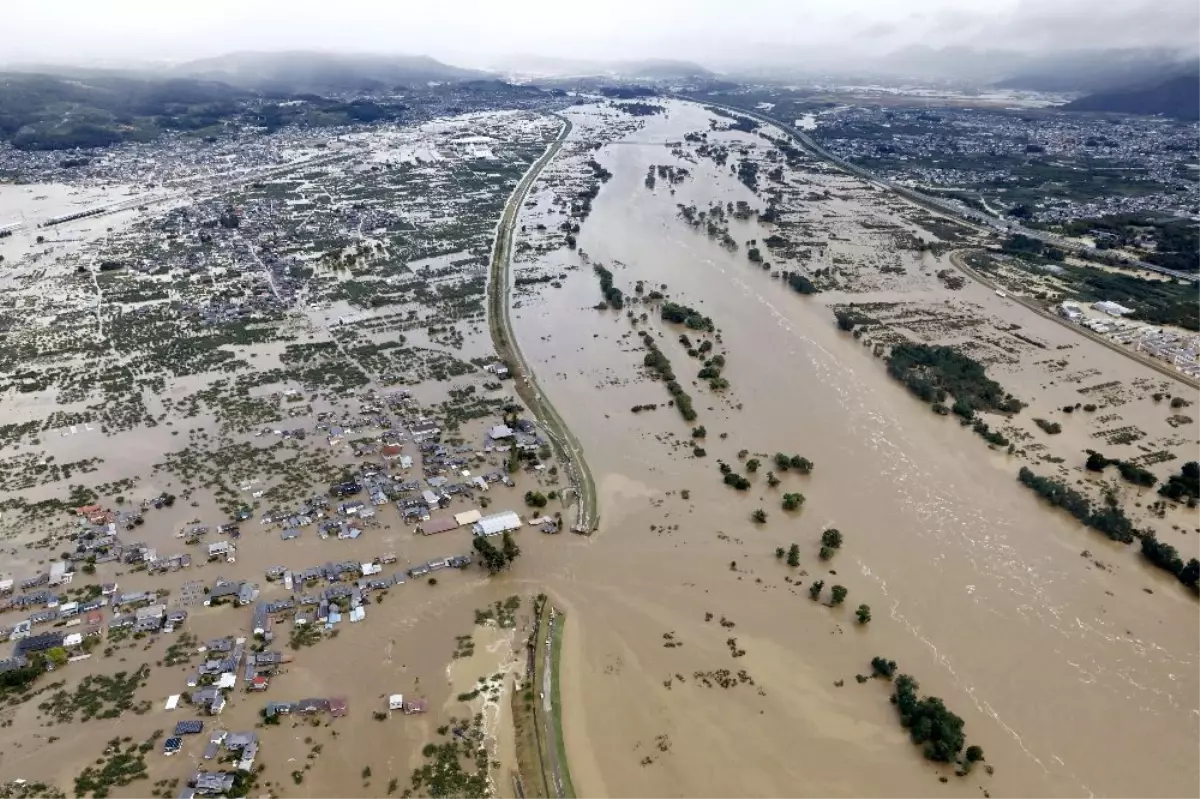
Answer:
[
  {"left": 1058, "top": 301, "right": 1200, "bottom": 376},
  {"left": 812, "top": 105, "right": 1200, "bottom": 223},
  {"left": 168, "top": 728, "right": 261, "bottom": 797}
]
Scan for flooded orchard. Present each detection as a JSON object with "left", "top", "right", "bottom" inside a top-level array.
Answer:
[{"left": 509, "top": 101, "right": 1199, "bottom": 797}]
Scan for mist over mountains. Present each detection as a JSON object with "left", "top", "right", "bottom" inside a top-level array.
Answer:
[
  {"left": 172, "top": 51, "right": 486, "bottom": 93},
  {"left": 3, "top": 40, "right": 1197, "bottom": 153},
  {"left": 889, "top": 46, "right": 1189, "bottom": 89}
]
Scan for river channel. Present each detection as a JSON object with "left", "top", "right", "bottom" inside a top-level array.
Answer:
[{"left": 508, "top": 101, "right": 1199, "bottom": 798}]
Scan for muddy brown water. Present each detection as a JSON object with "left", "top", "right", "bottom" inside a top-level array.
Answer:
[
  {"left": 507, "top": 102, "right": 1199, "bottom": 798},
  {"left": 0, "top": 101, "right": 1195, "bottom": 798}
]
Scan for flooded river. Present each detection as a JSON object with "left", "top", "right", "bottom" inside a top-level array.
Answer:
[{"left": 510, "top": 102, "right": 1199, "bottom": 797}]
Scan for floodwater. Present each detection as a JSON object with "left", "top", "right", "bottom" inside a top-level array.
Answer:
[{"left": 510, "top": 102, "right": 1199, "bottom": 797}]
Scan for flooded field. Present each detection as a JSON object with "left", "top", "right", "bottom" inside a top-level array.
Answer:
[
  {"left": 0, "top": 110, "right": 571, "bottom": 797},
  {"left": 0, "top": 95, "right": 1195, "bottom": 799},
  {"left": 509, "top": 100, "right": 1199, "bottom": 797}
]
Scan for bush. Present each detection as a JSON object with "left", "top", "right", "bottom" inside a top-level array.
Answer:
[
  {"left": 887, "top": 343, "right": 1022, "bottom": 415},
  {"left": 1159, "top": 461, "right": 1199, "bottom": 503},
  {"left": 723, "top": 473, "right": 750, "bottom": 491},
  {"left": 890, "top": 674, "right": 967, "bottom": 763},
  {"left": 781, "top": 493, "right": 804, "bottom": 511},
  {"left": 871, "top": 657, "right": 897, "bottom": 679},
  {"left": 1017, "top": 468, "right": 1134, "bottom": 543},
  {"left": 1033, "top": 418, "right": 1062, "bottom": 435}
]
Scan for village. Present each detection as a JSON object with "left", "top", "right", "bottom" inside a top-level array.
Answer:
[
  {"left": 0, "top": 382, "right": 565, "bottom": 794},
  {"left": 0, "top": 97, "right": 581, "bottom": 798}
]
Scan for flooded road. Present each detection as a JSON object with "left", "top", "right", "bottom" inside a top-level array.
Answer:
[{"left": 510, "top": 102, "right": 1199, "bottom": 797}]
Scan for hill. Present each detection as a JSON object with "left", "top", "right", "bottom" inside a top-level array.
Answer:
[
  {"left": 1063, "top": 72, "right": 1200, "bottom": 120},
  {"left": 174, "top": 51, "right": 487, "bottom": 93},
  {"left": 0, "top": 70, "right": 422, "bottom": 151},
  {"left": 871, "top": 45, "right": 1198, "bottom": 93},
  {"left": 995, "top": 49, "right": 1197, "bottom": 93},
  {"left": 0, "top": 71, "right": 252, "bottom": 150}
]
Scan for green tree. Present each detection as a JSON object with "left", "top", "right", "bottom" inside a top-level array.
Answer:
[
  {"left": 473, "top": 537, "right": 507, "bottom": 573},
  {"left": 965, "top": 745, "right": 984, "bottom": 763},
  {"left": 502, "top": 531, "right": 521, "bottom": 565},
  {"left": 745, "top": 458, "right": 760, "bottom": 473},
  {"left": 871, "top": 657, "right": 897, "bottom": 679},
  {"left": 751, "top": 508, "right": 767, "bottom": 524},
  {"left": 786, "top": 543, "right": 800, "bottom": 568},
  {"left": 829, "top": 585, "right": 848, "bottom": 606},
  {"left": 821, "top": 529, "right": 843, "bottom": 549},
  {"left": 773, "top": 453, "right": 791, "bottom": 471},
  {"left": 890, "top": 673, "right": 966, "bottom": 763},
  {"left": 766, "top": 471, "right": 780, "bottom": 488},
  {"left": 808, "top": 580, "right": 824, "bottom": 601},
  {"left": 775, "top": 547, "right": 785, "bottom": 559},
  {"left": 855, "top": 604, "right": 871, "bottom": 624},
  {"left": 781, "top": 492, "right": 804, "bottom": 511},
  {"left": 692, "top": 426, "right": 707, "bottom": 438},
  {"left": 46, "top": 647, "right": 69, "bottom": 668},
  {"left": 789, "top": 455, "right": 814, "bottom": 474},
  {"left": 819, "top": 546, "right": 833, "bottom": 561}
]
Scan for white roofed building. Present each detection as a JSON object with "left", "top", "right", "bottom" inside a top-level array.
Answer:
[{"left": 473, "top": 511, "right": 521, "bottom": 537}]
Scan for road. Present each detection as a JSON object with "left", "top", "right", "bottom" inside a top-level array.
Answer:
[
  {"left": 487, "top": 116, "right": 599, "bottom": 534},
  {"left": 691, "top": 98, "right": 1198, "bottom": 284},
  {"left": 542, "top": 612, "right": 565, "bottom": 798}
]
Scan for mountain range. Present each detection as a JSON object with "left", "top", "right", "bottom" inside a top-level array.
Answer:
[
  {"left": 172, "top": 51, "right": 486, "bottom": 93},
  {"left": 872, "top": 45, "right": 1199, "bottom": 93},
  {"left": 1063, "top": 71, "right": 1200, "bottom": 120}
]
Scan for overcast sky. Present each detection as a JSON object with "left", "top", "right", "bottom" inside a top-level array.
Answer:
[{"left": 5, "top": 0, "right": 1198, "bottom": 68}]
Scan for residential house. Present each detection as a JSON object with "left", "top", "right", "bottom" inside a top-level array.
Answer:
[
  {"left": 206, "top": 541, "right": 235, "bottom": 561},
  {"left": 206, "top": 581, "right": 241, "bottom": 605},
  {"left": 15, "top": 631, "right": 63, "bottom": 655},
  {"left": 252, "top": 603, "right": 270, "bottom": 637},
  {"left": 296, "top": 698, "right": 329, "bottom": 714},
  {"left": 224, "top": 732, "right": 257, "bottom": 750},
  {"left": 135, "top": 616, "right": 163, "bottom": 633},
  {"left": 236, "top": 583, "right": 258, "bottom": 606},
  {"left": 48, "top": 561, "right": 72, "bottom": 586},
  {"left": 190, "top": 771, "right": 236, "bottom": 796}
]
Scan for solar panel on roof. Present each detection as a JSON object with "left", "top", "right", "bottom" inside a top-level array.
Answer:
[{"left": 174, "top": 720, "right": 204, "bottom": 735}]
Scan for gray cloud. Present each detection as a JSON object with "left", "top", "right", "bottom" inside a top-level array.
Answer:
[{"left": 0, "top": 0, "right": 1195, "bottom": 71}]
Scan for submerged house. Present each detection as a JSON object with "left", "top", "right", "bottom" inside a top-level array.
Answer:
[{"left": 472, "top": 511, "right": 521, "bottom": 537}]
